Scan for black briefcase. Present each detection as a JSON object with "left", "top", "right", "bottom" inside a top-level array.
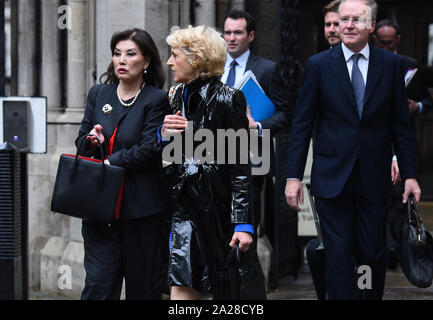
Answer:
[
  {"left": 305, "top": 183, "right": 327, "bottom": 300},
  {"left": 390, "top": 194, "right": 433, "bottom": 288},
  {"left": 51, "top": 134, "right": 125, "bottom": 224}
]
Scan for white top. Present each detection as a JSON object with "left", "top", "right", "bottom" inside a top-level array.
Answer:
[
  {"left": 341, "top": 43, "right": 369, "bottom": 85},
  {"left": 221, "top": 50, "right": 250, "bottom": 87}
]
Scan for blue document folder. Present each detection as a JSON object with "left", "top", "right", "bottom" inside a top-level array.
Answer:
[{"left": 239, "top": 76, "right": 276, "bottom": 121}]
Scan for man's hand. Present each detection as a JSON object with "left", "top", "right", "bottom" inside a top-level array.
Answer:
[
  {"left": 230, "top": 232, "right": 253, "bottom": 252},
  {"left": 285, "top": 180, "right": 304, "bottom": 211},
  {"left": 402, "top": 178, "right": 421, "bottom": 203},
  {"left": 408, "top": 99, "right": 420, "bottom": 115},
  {"left": 391, "top": 160, "right": 401, "bottom": 186},
  {"left": 246, "top": 106, "right": 258, "bottom": 129}
]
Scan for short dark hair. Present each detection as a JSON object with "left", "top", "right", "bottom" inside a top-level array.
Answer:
[
  {"left": 100, "top": 28, "right": 165, "bottom": 89},
  {"left": 323, "top": 0, "right": 342, "bottom": 16},
  {"left": 375, "top": 19, "right": 401, "bottom": 36},
  {"left": 224, "top": 9, "right": 256, "bottom": 35}
]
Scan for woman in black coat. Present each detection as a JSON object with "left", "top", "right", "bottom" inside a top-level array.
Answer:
[
  {"left": 161, "top": 25, "right": 253, "bottom": 300},
  {"left": 76, "top": 28, "right": 169, "bottom": 300}
]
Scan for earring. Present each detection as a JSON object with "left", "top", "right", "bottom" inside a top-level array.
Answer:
[
  {"left": 192, "top": 61, "right": 197, "bottom": 69},
  {"left": 143, "top": 69, "right": 148, "bottom": 74}
]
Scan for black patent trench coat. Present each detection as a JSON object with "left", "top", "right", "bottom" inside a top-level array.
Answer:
[{"left": 163, "top": 77, "right": 251, "bottom": 293}]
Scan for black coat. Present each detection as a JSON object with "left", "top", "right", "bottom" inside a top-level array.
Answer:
[
  {"left": 163, "top": 77, "right": 251, "bottom": 292},
  {"left": 399, "top": 54, "right": 433, "bottom": 115},
  {"left": 76, "top": 83, "right": 169, "bottom": 220}
]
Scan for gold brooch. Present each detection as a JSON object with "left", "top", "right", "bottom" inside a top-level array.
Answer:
[{"left": 102, "top": 104, "right": 113, "bottom": 115}]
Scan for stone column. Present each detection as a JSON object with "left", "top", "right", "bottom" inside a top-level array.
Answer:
[
  {"left": 145, "top": 0, "right": 170, "bottom": 90},
  {"left": 231, "top": 0, "right": 245, "bottom": 10},
  {"left": 12, "top": 0, "right": 38, "bottom": 96},
  {"left": 169, "top": 0, "right": 190, "bottom": 28},
  {"left": 95, "top": 0, "right": 145, "bottom": 83},
  {"left": 40, "top": 0, "right": 62, "bottom": 110},
  {"left": 194, "top": 0, "right": 215, "bottom": 27},
  {"left": 65, "top": 0, "right": 87, "bottom": 121}
]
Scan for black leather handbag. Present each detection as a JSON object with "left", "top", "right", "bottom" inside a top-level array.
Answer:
[
  {"left": 390, "top": 194, "right": 433, "bottom": 288},
  {"left": 214, "top": 244, "right": 267, "bottom": 300},
  {"left": 51, "top": 134, "right": 125, "bottom": 224}
]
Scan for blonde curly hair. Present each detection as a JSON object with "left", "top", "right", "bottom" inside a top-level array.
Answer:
[{"left": 166, "top": 25, "right": 227, "bottom": 78}]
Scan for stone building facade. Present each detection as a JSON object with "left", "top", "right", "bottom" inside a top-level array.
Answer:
[{"left": 7, "top": 0, "right": 244, "bottom": 298}]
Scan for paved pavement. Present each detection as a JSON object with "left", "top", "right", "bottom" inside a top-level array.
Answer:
[
  {"left": 30, "top": 202, "right": 433, "bottom": 300},
  {"left": 266, "top": 262, "right": 433, "bottom": 300},
  {"left": 30, "top": 262, "right": 433, "bottom": 300}
]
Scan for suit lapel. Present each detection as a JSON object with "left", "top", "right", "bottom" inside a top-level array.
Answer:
[
  {"left": 363, "top": 44, "right": 383, "bottom": 109},
  {"left": 245, "top": 53, "right": 258, "bottom": 73},
  {"left": 330, "top": 45, "right": 357, "bottom": 110},
  {"left": 99, "top": 85, "right": 131, "bottom": 139}
]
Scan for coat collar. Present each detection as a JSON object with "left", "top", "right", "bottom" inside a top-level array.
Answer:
[{"left": 245, "top": 53, "right": 259, "bottom": 73}]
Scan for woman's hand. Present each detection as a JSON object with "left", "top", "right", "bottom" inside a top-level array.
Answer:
[
  {"left": 87, "top": 124, "right": 104, "bottom": 147},
  {"left": 161, "top": 111, "right": 187, "bottom": 140},
  {"left": 230, "top": 232, "right": 253, "bottom": 252}
]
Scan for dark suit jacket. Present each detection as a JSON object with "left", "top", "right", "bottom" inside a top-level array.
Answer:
[
  {"left": 399, "top": 54, "right": 433, "bottom": 115},
  {"left": 76, "top": 84, "right": 169, "bottom": 220},
  {"left": 244, "top": 54, "right": 291, "bottom": 178},
  {"left": 245, "top": 53, "right": 291, "bottom": 133},
  {"left": 286, "top": 44, "right": 418, "bottom": 202}
]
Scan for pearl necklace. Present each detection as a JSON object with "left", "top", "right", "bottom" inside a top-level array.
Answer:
[{"left": 117, "top": 82, "right": 145, "bottom": 107}]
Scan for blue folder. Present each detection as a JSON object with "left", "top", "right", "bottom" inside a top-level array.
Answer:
[{"left": 240, "top": 77, "right": 276, "bottom": 121}]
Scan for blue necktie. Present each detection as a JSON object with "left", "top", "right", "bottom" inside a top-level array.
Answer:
[
  {"left": 351, "top": 53, "right": 365, "bottom": 118},
  {"left": 226, "top": 60, "right": 238, "bottom": 87}
]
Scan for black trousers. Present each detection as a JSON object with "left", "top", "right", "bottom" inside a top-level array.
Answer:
[
  {"left": 315, "top": 162, "right": 388, "bottom": 300},
  {"left": 81, "top": 214, "right": 162, "bottom": 300}
]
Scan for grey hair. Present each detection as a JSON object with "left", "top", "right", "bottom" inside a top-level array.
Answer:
[{"left": 339, "top": 0, "right": 378, "bottom": 21}]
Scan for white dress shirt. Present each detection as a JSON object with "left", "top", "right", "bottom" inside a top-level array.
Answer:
[
  {"left": 221, "top": 50, "right": 250, "bottom": 87},
  {"left": 341, "top": 42, "right": 369, "bottom": 85}
]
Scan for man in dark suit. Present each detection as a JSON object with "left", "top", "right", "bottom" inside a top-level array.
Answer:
[
  {"left": 222, "top": 9, "right": 290, "bottom": 239},
  {"left": 285, "top": 0, "right": 421, "bottom": 300},
  {"left": 372, "top": 19, "right": 433, "bottom": 268},
  {"left": 372, "top": 19, "right": 433, "bottom": 116}
]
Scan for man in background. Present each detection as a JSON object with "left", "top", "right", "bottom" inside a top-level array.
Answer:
[
  {"left": 222, "top": 9, "right": 291, "bottom": 243},
  {"left": 373, "top": 19, "right": 432, "bottom": 116},
  {"left": 373, "top": 19, "right": 433, "bottom": 268},
  {"left": 323, "top": 0, "right": 342, "bottom": 47}
]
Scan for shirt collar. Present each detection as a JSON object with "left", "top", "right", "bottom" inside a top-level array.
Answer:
[
  {"left": 226, "top": 50, "right": 250, "bottom": 68},
  {"left": 341, "top": 42, "right": 370, "bottom": 62}
]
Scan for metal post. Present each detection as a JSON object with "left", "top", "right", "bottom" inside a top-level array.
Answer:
[{"left": 0, "top": 0, "right": 5, "bottom": 96}]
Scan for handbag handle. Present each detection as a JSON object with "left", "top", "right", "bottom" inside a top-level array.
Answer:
[
  {"left": 407, "top": 194, "right": 424, "bottom": 244},
  {"left": 225, "top": 244, "right": 241, "bottom": 267},
  {"left": 71, "top": 133, "right": 107, "bottom": 190},
  {"left": 224, "top": 243, "right": 257, "bottom": 267}
]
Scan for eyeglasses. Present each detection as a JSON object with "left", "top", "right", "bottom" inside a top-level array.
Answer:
[{"left": 340, "top": 17, "right": 361, "bottom": 25}]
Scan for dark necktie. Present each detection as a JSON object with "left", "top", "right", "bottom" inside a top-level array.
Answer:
[
  {"left": 226, "top": 60, "right": 238, "bottom": 87},
  {"left": 351, "top": 53, "right": 365, "bottom": 118}
]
